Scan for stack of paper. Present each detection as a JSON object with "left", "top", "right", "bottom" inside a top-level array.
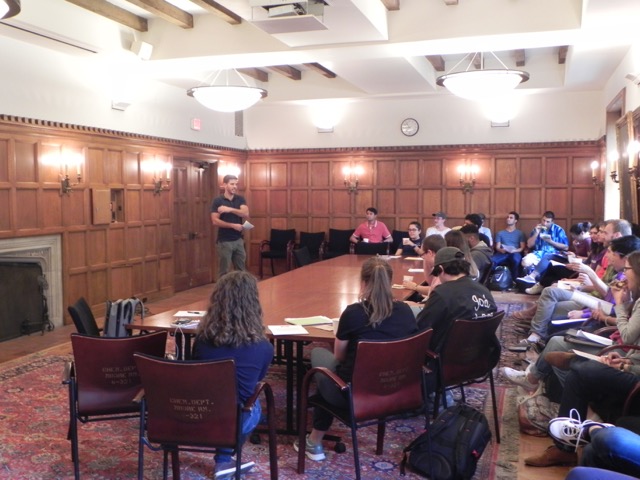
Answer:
[
  {"left": 284, "top": 316, "right": 331, "bottom": 326},
  {"left": 268, "top": 325, "right": 309, "bottom": 336}
]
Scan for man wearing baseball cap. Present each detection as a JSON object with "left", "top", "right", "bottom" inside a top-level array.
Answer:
[
  {"left": 426, "top": 212, "right": 451, "bottom": 238},
  {"left": 416, "top": 246, "right": 498, "bottom": 352}
]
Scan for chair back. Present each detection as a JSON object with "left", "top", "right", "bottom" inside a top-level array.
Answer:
[
  {"left": 292, "top": 246, "right": 313, "bottom": 268},
  {"left": 135, "top": 354, "right": 240, "bottom": 448},
  {"left": 438, "top": 311, "right": 504, "bottom": 387},
  {"left": 327, "top": 228, "right": 353, "bottom": 254},
  {"left": 354, "top": 242, "right": 389, "bottom": 256},
  {"left": 71, "top": 331, "right": 167, "bottom": 416},
  {"left": 68, "top": 297, "right": 101, "bottom": 336},
  {"left": 269, "top": 228, "right": 296, "bottom": 253},
  {"left": 300, "top": 231, "right": 325, "bottom": 259},
  {"left": 350, "top": 329, "right": 433, "bottom": 422},
  {"left": 391, "top": 229, "right": 408, "bottom": 253}
]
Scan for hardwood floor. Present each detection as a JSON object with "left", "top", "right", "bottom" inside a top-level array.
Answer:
[{"left": 0, "top": 284, "right": 570, "bottom": 479}]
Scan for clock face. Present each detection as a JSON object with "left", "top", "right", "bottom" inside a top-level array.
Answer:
[{"left": 401, "top": 118, "right": 419, "bottom": 136}]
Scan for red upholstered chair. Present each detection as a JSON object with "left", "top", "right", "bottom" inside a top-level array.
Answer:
[
  {"left": 296, "top": 329, "right": 433, "bottom": 480},
  {"left": 62, "top": 331, "right": 168, "bottom": 480},
  {"left": 432, "top": 311, "right": 505, "bottom": 442},
  {"left": 134, "top": 354, "right": 278, "bottom": 480}
]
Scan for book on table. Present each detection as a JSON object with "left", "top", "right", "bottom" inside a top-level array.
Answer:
[{"left": 284, "top": 316, "right": 332, "bottom": 326}]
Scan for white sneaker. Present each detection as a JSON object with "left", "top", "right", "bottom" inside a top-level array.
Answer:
[
  {"left": 501, "top": 367, "right": 538, "bottom": 391},
  {"left": 525, "top": 283, "right": 544, "bottom": 295},
  {"left": 548, "top": 409, "right": 614, "bottom": 451},
  {"left": 517, "top": 274, "right": 537, "bottom": 284}
]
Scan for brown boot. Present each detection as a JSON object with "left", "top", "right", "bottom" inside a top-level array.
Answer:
[
  {"left": 512, "top": 304, "right": 537, "bottom": 321},
  {"left": 544, "top": 351, "right": 576, "bottom": 370},
  {"left": 524, "top": 445, "right": 577, "bottom": 467}
]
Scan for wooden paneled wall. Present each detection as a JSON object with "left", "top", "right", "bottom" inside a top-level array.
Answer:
[
  {"left": 0, "top": 116, "right": 243, "bottom": 324},
  {"left": 245, "top": 142, "right": 605, "bottom": 266}
]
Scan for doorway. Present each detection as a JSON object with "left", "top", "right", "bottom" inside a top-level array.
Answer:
[{"left": 172, "top": 159, "right": 216, "bottom": 292}]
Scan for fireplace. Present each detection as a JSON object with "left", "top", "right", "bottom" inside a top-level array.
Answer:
[{"left": 0, "top": 235, "right": 63, "bottom": 332}]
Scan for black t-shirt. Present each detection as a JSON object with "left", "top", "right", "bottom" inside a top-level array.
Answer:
[
  {"left": 335, "top": 301, "right": 417, "bottom": 383},
  {"left": 211, "top": 194, "right": 246, "bottom": 242},
  {"left": 416, "top": 276, "right": 497, "bottom": 352}
]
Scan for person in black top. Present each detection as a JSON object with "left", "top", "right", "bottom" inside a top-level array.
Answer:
[
  {"left": 210, "top": 175, "right": 250, "bottom": 278},
  {"left": 293, "top": 256, "right": 417, "bottom": 462},
  {"left": 416, "top": 247, "right": 498, "bottom": 353}
]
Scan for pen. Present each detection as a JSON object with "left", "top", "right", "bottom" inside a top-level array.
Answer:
[{"left": 188, "top": 311, "right": 201, "bottom": 314}]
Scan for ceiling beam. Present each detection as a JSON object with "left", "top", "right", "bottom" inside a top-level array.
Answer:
[
  {"left": 267, "top": 65, "right": 302, "bottom": 80},
  {"left": 304, "top": 63, "right": 337, "bottom": 78},
  {"left": 186, "top": 0, "right": 241, "bottom": 25},
  {"left": 426, "top": 55, "right": 445, "bottom": 72},
  {"left": 238, "top": 68, "right": 269, "bottom": 83},
  {"left": 64, "top": 0, "right": 148, "bottom": 31},
  {"left": 513, "top": 49, "right": 525, "bottom": 67},
  {"left": 380, "top": 0, "right": 400, "bottom": 10},
  {"left": 124, "top": 0, "right": 193, "bottom": 29},
  {"left": 558, "top": 46, "right": 568, "bottom": 65}
]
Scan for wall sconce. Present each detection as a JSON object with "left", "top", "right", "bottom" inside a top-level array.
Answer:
[
  {"left": 458, "top": 164, "right": 478, "bottom": 193},
  {"left": 627, "top": 140, "right": 640, "bottom": 188},
  {"left": 151, "top": 161, "right": 172, "bottom": 195},
  {"left": 343, "top": 165, "right": 363, "bottom": 194},
  {"left": 609, "top": 151, "right": 620, "bottom": 183},
  {"left": 59, "top": 157, "right": 82, "bottom": 195},
  {"left": 590, "top": 161, "right": 604, "bottom": 190}
]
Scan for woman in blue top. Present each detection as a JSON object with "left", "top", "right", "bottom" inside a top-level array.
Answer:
[
  {"left": 293, "top": 256, "right": 417, "bottom": 461},
  {"left": 192, "top": 271, "right": 273, "bottom": 480}
]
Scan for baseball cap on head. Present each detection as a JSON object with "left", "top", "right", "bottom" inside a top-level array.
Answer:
[
  {"left": 431, "top": 246, "right": 465, "bottom": 276},
  {"left": 432, "top": 211, "right": 447, "bottom": 219}
]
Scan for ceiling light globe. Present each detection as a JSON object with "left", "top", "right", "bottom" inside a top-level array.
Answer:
[
  {"left": 437, "top": 69, "right": 529, "bottom": 101},
  {"left": 187, "top": 85, "right": 267, "bottom": 112}
]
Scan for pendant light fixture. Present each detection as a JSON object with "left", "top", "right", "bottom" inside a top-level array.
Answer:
[{"left": 187, "top": 69, "right": 267, "bottom": 113}]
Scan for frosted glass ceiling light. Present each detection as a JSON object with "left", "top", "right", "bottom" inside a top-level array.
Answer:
[
  {"left": 0, "top": 0, "right": 20, "bottom": 19},
  {"left": 436, "top": 52, "right": 529, "bottom": 102},
  {"left": 187, "top": 69, "right": 267, "bottom": 113}
]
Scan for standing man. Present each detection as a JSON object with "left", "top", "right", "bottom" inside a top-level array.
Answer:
[
  {"left": 493, "top": 211, "right": 527, "bottom": 281},
  {"left": 426, "top": 211, "right": 451, "bottom": 238},
  {"left": 350, "top": 207, "right": 392, "bottom": 244},
  {"left": 210, "top": 175, "right": 249, "bottom": 278}
]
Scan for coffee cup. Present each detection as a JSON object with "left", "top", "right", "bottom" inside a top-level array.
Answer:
[
  {"left": 403, "top": 275, "right": 413, "bottom": 283},
  {"left": 402, "top": 238, "right": 411, "bottom": 245},
  {"left": 362, "top": 238, "right": 369, "bottom": 243}
]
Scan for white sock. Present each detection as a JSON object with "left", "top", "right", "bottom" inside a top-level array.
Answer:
[{"left": 527, "top": 333, "right": 541, "bottom": 343}]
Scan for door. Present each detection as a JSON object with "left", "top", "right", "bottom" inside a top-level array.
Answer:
[{"left": 173, "top": 159, "right": 215, "bottom": 292}]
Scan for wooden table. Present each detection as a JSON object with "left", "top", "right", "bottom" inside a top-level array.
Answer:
[{"left": 128, "top": 254, "right": 423, "bottom": 431}]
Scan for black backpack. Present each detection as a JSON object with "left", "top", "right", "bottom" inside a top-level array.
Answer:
[
  {"left": 488, "top": 266, "right": 512, "bottom": 291},
  {"left": 400, "top": 404, "right": 491, "bottom": 480}
]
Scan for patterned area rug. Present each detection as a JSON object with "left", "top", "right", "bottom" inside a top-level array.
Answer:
[{"left": 0, "top": 304, "right": 526, "bottom": 479}]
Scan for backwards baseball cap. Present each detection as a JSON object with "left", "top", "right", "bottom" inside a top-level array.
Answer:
[
  {"left": 431, "top": 246, "right": 465, "bottom": 276},
  {"left": 432, "top": 211, "right": 447, "bottom": 219}
]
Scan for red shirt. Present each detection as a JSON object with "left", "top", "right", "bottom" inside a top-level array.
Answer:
[{"left": 353, "top": 221, "right": 391, "bottom": 243}]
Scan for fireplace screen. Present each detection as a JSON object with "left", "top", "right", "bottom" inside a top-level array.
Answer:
[{"left": 0, "top": 262, "right": 52, "bottom": 342}]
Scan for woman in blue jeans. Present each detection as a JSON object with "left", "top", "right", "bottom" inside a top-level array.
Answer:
[{"left": 192, "top": 271, "right": 274, "bottom": 480}]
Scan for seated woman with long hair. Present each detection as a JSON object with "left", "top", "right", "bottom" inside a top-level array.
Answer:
[
  {"left": 293, "top": 256, "right": 417, "bottom": 461},
  {"left": 192, "top": 271, "right": 274, "bottom": 480},
  {"left": 444, "top": 229, "right": 479, "bottom": 280}
]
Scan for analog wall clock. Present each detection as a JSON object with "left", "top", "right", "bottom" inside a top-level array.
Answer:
[{"left": 401, "top": 118, "right": 419, "bottom": 136}]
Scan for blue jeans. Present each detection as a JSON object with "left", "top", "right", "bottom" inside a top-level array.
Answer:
[
  {"left": 215, "top": 402, "right": 262, "bottom": 464},
  {"left": 492, "top": 252, "right": 522, "bottom": 281},
  {"left": 216, "top": 238, "right": 246, "bottom": 278},
  {"left": 581, "top": 427, "right": 640, "bottom": 478},
  {"left": 529, "top": 287, "right": 582, "bottom": 339}
]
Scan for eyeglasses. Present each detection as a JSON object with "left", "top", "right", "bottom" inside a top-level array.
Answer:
[{"left": 408, "top": 228, "right": 419, "bottom": 231}]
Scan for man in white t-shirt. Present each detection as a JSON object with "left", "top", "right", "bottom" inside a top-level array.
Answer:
[{"left": 425, "top": 211, "right": 451, "bottom": 238}]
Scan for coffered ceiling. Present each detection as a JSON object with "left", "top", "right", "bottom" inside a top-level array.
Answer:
[{"left": 1, "top": 0, "right": 639, "bottom": 107}]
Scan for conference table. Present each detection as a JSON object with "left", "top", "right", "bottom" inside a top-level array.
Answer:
[{"left": 128, "top": 254, "right": 424, "bottom": 432}]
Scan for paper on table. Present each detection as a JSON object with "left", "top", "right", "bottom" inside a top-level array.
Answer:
[
  {"left": 242, "top": 221, "right": 254, "bottom": 230},
  {"left": 570, "top": 291, "right": 614, "bottom": 315},
  {"left": 392, "top": 284, "right": 406, "bottom": 289},
  {"left": 268, "top": 325, "right": 309, "bottom": 336},
  {"left": 572, "top": 350, "right": 602, "bottom": 362},
  {"left": 551, "top": 318, "right": 586, "bottom": 325},
  {"left": 285, "top": 316, "right": 332, "bottom": 326},
  {"left": 408, "top": 268, "right": 424, "bottom": 273},
  {"left": 174, "top": 311, "right": 205, "bottom": 317},
  {"left": 405, "top": 257, "right": 422, "bottom": 261},
  {"left": 312, "top": 324, "right": 335, "bottom": 332}
]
